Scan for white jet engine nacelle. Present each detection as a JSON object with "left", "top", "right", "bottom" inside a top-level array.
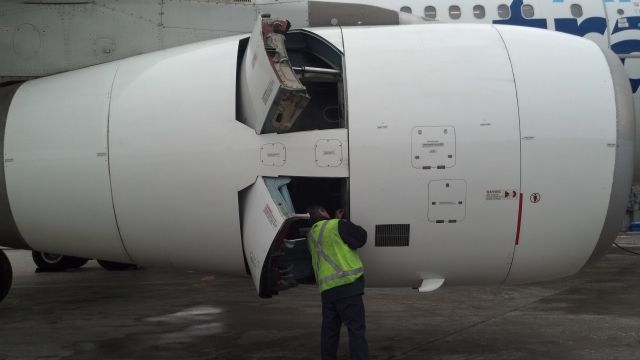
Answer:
[{"left": 0, "top": 20, "right": 633, "bottom": 297}]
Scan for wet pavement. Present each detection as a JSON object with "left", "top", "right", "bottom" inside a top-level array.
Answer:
[{"left": 1, "top": 243, "right": 640, "bottom": 360}]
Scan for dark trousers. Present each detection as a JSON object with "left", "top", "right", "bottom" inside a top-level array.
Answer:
[{"left": 321, "top": 294, "right": 369, "bottom": 360}]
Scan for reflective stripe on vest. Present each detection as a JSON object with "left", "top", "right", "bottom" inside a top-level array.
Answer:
[{"left": 308, "top": 219, "right": 364, "bottom": 291}]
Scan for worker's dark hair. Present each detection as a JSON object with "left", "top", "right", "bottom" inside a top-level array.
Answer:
[{"left": 307, "top": 205, "right": 328, "bottom": 224}]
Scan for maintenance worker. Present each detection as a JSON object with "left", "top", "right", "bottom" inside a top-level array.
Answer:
[{"left": 306, "top": 205, "right": 369, "bottom": 360}]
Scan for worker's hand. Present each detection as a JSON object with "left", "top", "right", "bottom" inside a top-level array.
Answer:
[{"left": 335, "top": 209, "right": 345, "bottom": 219}]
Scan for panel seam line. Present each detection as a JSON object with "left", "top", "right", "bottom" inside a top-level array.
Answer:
[
  {"left": 106, "top": 64, "right": 134, "bottom": 263},
  {"left": 494, "top": 26, "right": 522, "bottom": 284}
]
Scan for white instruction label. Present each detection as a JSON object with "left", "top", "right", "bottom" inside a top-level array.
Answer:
[
  {"left": 263, "top": 204, "right": 278, "bottom": 229},
  {"left": 486, "top": 190, "right": 518, "bottom": 201}
]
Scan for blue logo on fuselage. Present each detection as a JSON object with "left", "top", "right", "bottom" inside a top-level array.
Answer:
[{"left": 492, "top": 0, "right": 640, "bottom": 92}]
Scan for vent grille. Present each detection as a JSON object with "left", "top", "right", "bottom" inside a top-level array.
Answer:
[{"left": 375, "top": 224, "right": 410, "bottom": 247}]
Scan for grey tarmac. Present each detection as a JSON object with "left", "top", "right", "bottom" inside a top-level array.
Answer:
[{"left": 1, "top": 240, "right": 640, "bottom": 360}]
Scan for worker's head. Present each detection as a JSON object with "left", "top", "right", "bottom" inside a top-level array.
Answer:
[{"left": 307, "top": 205, "right": 330, "bottom": 224}]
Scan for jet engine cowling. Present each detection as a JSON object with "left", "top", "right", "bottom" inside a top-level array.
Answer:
[{"left": 0, "top": 21, "right": 632, "bottom": 296}]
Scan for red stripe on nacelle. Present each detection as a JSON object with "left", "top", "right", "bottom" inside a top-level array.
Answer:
[{"left": 515, "top": 193, "right": 523, "bottom": 245}]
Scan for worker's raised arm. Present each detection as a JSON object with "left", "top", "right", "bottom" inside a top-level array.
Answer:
[{"left": 338, "top": 220, "right": 367, "bottom": 249}]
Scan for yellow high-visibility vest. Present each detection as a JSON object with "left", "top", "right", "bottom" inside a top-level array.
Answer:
[{"left": 307, "top": 219, "right": 364, "bottom": 292}]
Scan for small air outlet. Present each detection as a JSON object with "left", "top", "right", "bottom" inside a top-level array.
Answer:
[{"left": 375, "top": 224, "right": 410, "bottom": 247}]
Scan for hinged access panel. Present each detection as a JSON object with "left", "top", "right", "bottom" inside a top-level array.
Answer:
[
  {"left": 240, "top": 176, "right": 309, "bottom": 297},
  {"left": 238, "top": 17, "right": 310, "bottom": 134}
]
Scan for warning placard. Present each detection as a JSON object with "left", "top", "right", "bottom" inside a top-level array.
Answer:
[
  {"left": 263, "top": 204, "right": 278, "bottom": 229},
  {"left": 530, "top": 193, "right": 541, "bottom": 203},
  {"left": 486, "top": 190, "right": 503, "bottom": 200},
  {"left": 486, "top": 190, "right": 518, "bottom": 201}
]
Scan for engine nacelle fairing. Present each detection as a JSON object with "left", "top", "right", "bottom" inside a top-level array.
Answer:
[{"left": 0, "top": 18, "right": 632, "bottom": 297}]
